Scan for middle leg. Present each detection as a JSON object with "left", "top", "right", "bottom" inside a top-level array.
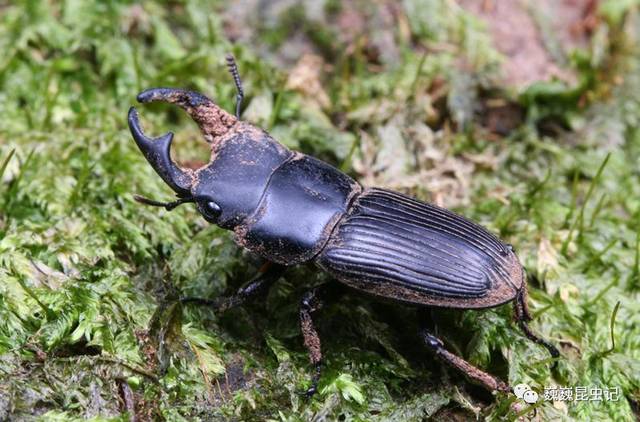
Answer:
[{"left": 298, "top": 282, "right": 344, "bottom": 397}]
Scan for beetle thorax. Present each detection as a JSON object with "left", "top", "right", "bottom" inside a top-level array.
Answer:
[{"left": 192, "top": 122, "right": 293, "bottom": 229}]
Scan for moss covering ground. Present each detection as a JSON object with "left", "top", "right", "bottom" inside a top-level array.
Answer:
[{"left": 0, "top": 1, "right": 639, "bottom": 420}]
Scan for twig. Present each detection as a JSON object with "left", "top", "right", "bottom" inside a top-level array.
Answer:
[{"left": 49, "top": 355, "right": 158, "bottom": 382}]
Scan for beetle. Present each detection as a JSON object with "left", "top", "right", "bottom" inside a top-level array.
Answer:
[{"left": 127, "top": 55, "right": 559, "bottom": 396}]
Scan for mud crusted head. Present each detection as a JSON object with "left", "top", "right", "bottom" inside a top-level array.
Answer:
[
  {"left": 127, "top": 88, "right": 239, "bottom": 197},
  {"left": 127, "top": 81, "right": 295, "bottom": 227}
]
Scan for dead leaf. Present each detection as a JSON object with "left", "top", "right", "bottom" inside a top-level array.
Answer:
[
  {"left": 559, "top": 283, "right": 579, "bottom": 302},
  {"left": 286, "top": 54, "right": 331, "bottom": 109},
  {"left": 28, "top": 259, "right": 68, "bottom": 289},
  {"left": 537, "top": 237, "right": 559, "bottom": 276}
]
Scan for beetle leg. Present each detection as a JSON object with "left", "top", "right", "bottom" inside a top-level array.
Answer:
[
  {"left": 514, "top": 288, "right": 560, "bottom": 366},
  {"left": 181, "top": 262, "right": 285, "bottom": 312},
  {"left": 420, "top": 329, "right": 511, "bottom": 393},
  {"left": 299, "top": 283, "right": 341, "bottom": 397}
]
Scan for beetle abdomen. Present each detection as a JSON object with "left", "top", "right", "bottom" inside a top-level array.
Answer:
[{"left": 316, "top": 188, "right": 523, "bottom": 309}]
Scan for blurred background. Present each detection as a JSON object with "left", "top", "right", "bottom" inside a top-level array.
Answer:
[{"left": 0, "top": 0, "right": 639, "bottom": 420}]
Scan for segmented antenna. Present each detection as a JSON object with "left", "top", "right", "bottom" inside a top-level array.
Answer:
[{"left": 225, "top": 54, "right": 244, "bottom": 119}]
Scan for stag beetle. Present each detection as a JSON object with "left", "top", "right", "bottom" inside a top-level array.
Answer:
[{"left": 127, "top": 55, "right": 559, "bottom": 396}]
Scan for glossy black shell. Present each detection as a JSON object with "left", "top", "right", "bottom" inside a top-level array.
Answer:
[
  {"left": 240, "top": 154, "right": 359, "bottom": 264},
  {"left": 193, "top": 125, "right": 291, "bottom": 229},
  {"left": 316, "top": 188, "right": 523, "bottom": 309},
  {"left": 190, "top": 122, "right": 522, "bottom": 309},
  {"left": 192, "top": 122, "right": 360, "bottom": 265}
]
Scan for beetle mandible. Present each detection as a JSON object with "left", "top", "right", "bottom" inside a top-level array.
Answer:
[{"left": 127, "top": 55, "right": 559, "bottom": 396}]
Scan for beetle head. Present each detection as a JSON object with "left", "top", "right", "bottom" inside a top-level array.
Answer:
[{"left": 128, "top": 88, "right": 237, "bottom": 222}]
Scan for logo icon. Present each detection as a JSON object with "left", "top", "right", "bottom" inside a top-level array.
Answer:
[{"left": 514, "top": 383, "right": 539, "bottom": 404}]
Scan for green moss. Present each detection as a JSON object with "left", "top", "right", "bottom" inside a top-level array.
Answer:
[{"left": 0, "top": 1, "right": 639, "bottom": 420}]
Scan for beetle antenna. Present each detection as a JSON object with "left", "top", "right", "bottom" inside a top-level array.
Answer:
[
  {"left": 225, "top": 53, "right": 244, "bottom": 119},
  {"left": 133, "top": 194, "right": 195, "bottom": 211}
]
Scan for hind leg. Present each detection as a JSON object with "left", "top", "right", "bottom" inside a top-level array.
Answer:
[
  {"left": 514, "top": 286, "right": 560, "bottom": 366},
  {"left": 420, "top": 328, "right": 510, "bottom": 393}
]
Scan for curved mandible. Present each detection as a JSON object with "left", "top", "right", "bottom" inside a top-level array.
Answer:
[
  {"left": 136, "top": 88, "right": 237, "bottom": 143},
  {"left": 127, "top": 107, "right": 193, "bottom": 196}
]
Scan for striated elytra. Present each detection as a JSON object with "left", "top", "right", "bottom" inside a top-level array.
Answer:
[{"left": 127, "top": 55, "right": 559, "bottom": 397}]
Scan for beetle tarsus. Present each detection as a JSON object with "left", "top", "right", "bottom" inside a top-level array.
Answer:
[
  {"left": 302, "top": 363, "right": 322, "bottom": 398},
  {"left": 517, "top": 318, "right": 560, "bottom": 365},
  {"left": 181, "top": 262, "right": 285, "bottom": 312},
  {"left": 420, "top": 329, "right": 511, "bottom": 393},
  {"left": 225, "top": 54, "right": 244, "bottom": 119},
  {"left": 514, "top": 289, "right": 560, "bottom": 368}
]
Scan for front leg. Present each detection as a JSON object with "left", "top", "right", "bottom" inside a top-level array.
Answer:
[{"left": 181, "top": 261, "right": 285, "bottom": 312}]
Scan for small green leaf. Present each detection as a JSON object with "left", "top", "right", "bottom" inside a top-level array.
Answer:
[{"left": 321, "top": 373, "right": 365, "bottom": 405}]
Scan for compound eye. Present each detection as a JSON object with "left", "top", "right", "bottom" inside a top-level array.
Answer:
[
  {"left": 205, "top": 201, "right": 221, "bottom": 216},
  {"left": 199, "top": 199, "right": 221, "bottom": 222}
]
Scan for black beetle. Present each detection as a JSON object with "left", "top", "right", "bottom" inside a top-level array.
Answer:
[{"left": 127, "top": 55, "right": 559, "bottom": 396}]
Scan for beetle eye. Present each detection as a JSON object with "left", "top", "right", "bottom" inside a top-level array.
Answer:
[
  {"left": 199, "top": 199, "right": 221, "bottom": 221},
  {"left": 205, "top": 201, "right": 221, "bottom": 216}
]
